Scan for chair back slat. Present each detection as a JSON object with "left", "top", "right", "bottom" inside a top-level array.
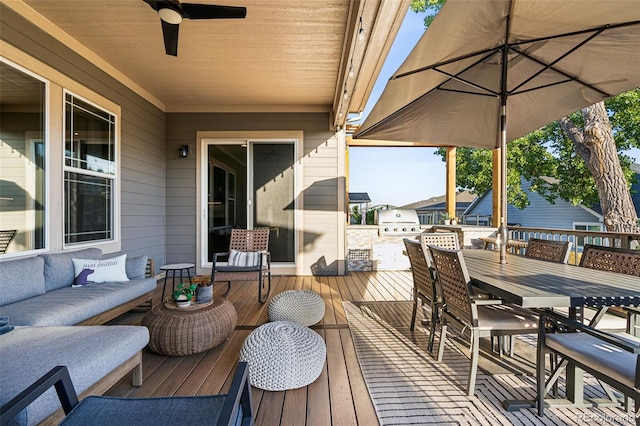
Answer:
[
  {"left": 580, "top": 244, "right": 640, "bottom": 277},
  {"left": 229, "top": 228, "right": 270, "bottom": 252},
  {"left": 428, "top": 246, "right": 474, "bottom": 326},
  {"left": 403, "top": 238, "right": 436, "bottom": 304},
  {"left": 525, "top": 238, "right": 571, "bottom": 263},
  {"left": 421, "top": 232, "right": 459, "bottom": 250},
  {"left": 0, "top": 230, "right": 17, "bottom": 254}
]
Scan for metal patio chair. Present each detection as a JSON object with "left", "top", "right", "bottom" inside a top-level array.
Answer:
[
  {"left": 0, "top": 363, "right": 253, "bottom": 426},
  {"left": 524, "top": 238, "right": 572, "bottom": 264},
  {"left": 580, "top": 244, "right": 640, "bottom": 337},
  {"left": 0, "top": 230, "right": 17, "bottom": 254},
  {"left": 429, "top": 245, "right": 538, "bottom": 396},
  {"left": 404, "top": 238, "right": 440, "bottom": 353},
  {"left": 211, "top": 228, "right": 271, "bottom": 303}
]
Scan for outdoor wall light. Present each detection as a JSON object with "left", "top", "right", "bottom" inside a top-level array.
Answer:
[{"left": 179, "top": 145, "right": 189, "bottom": 158}]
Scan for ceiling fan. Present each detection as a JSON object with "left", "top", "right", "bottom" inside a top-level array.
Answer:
[{"left": 143, "top": 0, "right": 247, "bottom": 56}]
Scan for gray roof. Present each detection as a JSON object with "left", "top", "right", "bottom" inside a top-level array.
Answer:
[{"left": 348, "top": 192, "right": 371, "bottom": 203}]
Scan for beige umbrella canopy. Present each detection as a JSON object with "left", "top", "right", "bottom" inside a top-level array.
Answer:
[{"left": 354, "top": 0, "right": 640, "bottom": 262}]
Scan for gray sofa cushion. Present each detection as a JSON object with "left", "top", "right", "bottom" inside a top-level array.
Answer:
[
  {"left": 0, "top": 325, "right": 149, "bottom": 426},
  {"left": 0, "top": 278, "right": 157, "bottom": 326},
  {"left": 125, "top": 255, "right": 148, "bottom": 280},
  {"left": 0, "top": 257, "right": 45, "bottom": 306},
  {"left": 40, "top": 248, "right": 102, "bottom": 292}
]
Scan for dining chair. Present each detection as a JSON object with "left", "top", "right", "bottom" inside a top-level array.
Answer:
[
  {"left": 420, "top": 231, "right": 459, "bottom": 250},
  {"left": 428, "top": 245, "right": 538, "bottom": 396},
  {"left": 211, "top": 228, "right": 271, "bottom": 303},
  {"left": 403, "top": 238, "right": 440, "bottom": 352},
  {"left": 580, "top": 244, "right": 640, "bottom": 336},
  {"left": 524, "top": 238, "right": 572, "bottom": 264}
]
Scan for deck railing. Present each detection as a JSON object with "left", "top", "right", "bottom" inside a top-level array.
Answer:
[{"left": 507, "top": 225, "right": 640, "bottom": 265}]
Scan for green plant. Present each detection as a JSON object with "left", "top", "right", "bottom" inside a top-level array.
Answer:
[{"left": 172, "top": 282, "right": 197, "bottom": 301}]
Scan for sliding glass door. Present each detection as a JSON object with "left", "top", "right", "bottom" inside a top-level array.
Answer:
[{"left": 203, "top": 140, "right": 295, "bottom": 266}]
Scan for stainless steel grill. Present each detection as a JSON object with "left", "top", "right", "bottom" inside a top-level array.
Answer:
[{"left": 375, "top": 209, "right": 421, "bottom": 235}]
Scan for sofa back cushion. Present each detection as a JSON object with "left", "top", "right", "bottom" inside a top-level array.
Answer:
[
  {"left": 0, "top": 256, "right": 45, "bottom": 305},
  {"left": 125, "top": 255, "right": 149, "bottom": 279},
  {"left": 40, "top": 248, "right": 102, "bottom": 291}
]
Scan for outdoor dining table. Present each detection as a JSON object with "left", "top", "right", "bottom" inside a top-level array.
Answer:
[{"left": 461, "top": 249, "right": 640, "bottom": 411}]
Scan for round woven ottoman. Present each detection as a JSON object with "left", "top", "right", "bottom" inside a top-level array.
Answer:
[
  {"left": 267, "top": 290, "right": 325, "bottom": 326},
  {"left": 239, "top": 321, "right": 326, "bottom": 391},
  {"left": 142, "top": 296, "right": 237, "bottom": 356}
]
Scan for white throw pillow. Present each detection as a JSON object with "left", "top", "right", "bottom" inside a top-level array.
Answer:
[
  {"left": 228, "top": 249, "right": 260, "bottom": 267},
  {"left": 72, "top": 254, "right": 129, "bottom": 285}
]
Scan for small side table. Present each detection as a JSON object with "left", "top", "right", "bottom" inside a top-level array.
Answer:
[{"left": 160, "top": 263, "right": 195, "bottom": 302}]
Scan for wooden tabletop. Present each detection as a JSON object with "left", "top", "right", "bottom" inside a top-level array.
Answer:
[{"left": 462, "top": 249, "right": 640, "bottom": 309}]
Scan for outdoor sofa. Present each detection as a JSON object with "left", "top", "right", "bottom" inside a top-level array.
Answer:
[{"left": 0, "top": 248, "right": 157, "bottom": 425}]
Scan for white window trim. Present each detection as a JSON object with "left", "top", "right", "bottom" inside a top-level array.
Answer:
[{"left": 62, "top": 89, "right": 120, "bottom": 249}]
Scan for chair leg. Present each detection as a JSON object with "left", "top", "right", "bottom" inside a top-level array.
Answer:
[
  {"left": 410, "top": 293, "right": 418, "bottom": 331},
  {"left": 467, "top": 330, "right": 480, "bottom": 396},
  {"left": 427, "top": 307, "right": 437, "bottom": 353},
  {"left": 437, "top": 320, "right": 447, "bottom": 362}
]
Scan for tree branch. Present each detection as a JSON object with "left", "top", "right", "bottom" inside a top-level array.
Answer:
[{"left": 558, "top": 116, "right": 590, "bottom": 163}]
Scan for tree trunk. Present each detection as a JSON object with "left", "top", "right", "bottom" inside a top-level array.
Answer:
[{"left": 558, "top": 101, "right": 639, "bottom": 234}]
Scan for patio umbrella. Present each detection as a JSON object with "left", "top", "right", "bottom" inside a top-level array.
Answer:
[{"left": 354, "top": 0, "right": 640, "bottom": 263}]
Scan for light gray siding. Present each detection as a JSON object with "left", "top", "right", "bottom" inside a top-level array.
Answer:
[
  {"left": 166, "top": 113, "right": 343, "bottom": 274},
  {"left": 465, "top": 180, "right": 602, "bottom": 229},
  {"left": 1, "top": 4, "right": 166, "bottom": 271}
]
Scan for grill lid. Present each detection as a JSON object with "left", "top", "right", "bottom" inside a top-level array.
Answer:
[{"left": 375, "top": 209, "right": 420, "bottom": 225}]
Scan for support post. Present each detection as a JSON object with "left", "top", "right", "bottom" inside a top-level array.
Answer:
[{"left": 446, "top": 147, "right": 456, "bottom": 220}]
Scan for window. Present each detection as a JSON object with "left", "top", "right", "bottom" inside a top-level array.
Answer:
[
  {"left": 0, "top": 60, "right": 47, "bottom": 255},
  {"left": 64, "top": 93, "right": 116, "bottom": 244}
]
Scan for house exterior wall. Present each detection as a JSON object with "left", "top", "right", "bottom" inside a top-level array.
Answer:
[
  {"left": 466, "top": 180, "right": 602, "bottom": 229},
  {"left": 165, "top": 113, "right": 346, "bottom": 276},
  {"left": 1, "top": 4, "right": 166, "bottom": 270}
]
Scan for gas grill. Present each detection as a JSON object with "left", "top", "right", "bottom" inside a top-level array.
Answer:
[{"left": 375, "top": 209, "right": 421, "bottom": 236}]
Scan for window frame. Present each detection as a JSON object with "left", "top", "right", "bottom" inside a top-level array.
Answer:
[{"left": 62, "top": 89, "right": 120, "bottom": 248}]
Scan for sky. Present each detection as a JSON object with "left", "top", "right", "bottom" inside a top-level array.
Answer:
[{"left": 348, "top": 8, "right": 640, "bottom": 208}]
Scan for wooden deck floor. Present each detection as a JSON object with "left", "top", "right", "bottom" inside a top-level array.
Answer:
[{"left": 106, "top": 270, "right": 415, "bottom": 426}]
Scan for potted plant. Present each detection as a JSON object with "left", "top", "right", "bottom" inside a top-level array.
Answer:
[
  {"left": 172, "top": 283, "right": 197, "bottom": 308},
  {"left": 441, "top": 212, "right": 451, "bottom": 225},
  {"left": 196, "top": 281, "right": 213, "bottom": 303}
]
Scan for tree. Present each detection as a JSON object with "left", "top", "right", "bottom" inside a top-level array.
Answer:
[{"left": 411, "top": 0, "right": 640, "bottom": 233}]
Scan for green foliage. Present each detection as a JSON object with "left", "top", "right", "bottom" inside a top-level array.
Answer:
[{"left": 410, "top": 0, "right": 445, "bottom": 28}]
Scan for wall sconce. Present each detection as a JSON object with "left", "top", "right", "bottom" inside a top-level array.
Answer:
[{"left": 178, "top": 145, "right": 189, "bottom": 158}]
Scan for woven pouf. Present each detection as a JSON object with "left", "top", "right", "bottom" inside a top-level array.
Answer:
[
  {"left": 239, "top": 321, "right": 326, "bottom": 391},
  {"left": 142, "top": 296, "right": 237, "bottom": 356},
  {"left": 267, "top": 290, "right": 325, "bottom": 326}
]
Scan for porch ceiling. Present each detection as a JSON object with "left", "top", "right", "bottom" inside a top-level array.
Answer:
[{"left": 12, "top": 0, "right": 409, "bottom": 126}]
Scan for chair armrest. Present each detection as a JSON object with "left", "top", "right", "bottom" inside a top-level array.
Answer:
[
  {"left": 0, "top": 366, "right": 79, "bottom": 424},
  {"left": 540, "top": 309, "right": 640, "bottom": 354},
  {"left": 217, "top": 362, "right": 253, "bottom": 426}
]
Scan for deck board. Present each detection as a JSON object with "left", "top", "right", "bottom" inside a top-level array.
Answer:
[{"left": 105, "top": 271, "right": 415, "bottom": 425}]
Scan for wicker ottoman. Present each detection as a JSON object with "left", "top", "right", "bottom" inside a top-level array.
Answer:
[
  {"left": 267, "top": 290, "right": 325, "bottom": 326},
  {"left": 239, "top": 321, "right": 326, "bottom": 391},
  {"left": 142, "top": 296, "right": 237, "bottom": 356}
]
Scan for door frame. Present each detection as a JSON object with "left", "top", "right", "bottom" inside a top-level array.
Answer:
[{"left": 196, "top": 131, "right": 303, "bottom": 276}]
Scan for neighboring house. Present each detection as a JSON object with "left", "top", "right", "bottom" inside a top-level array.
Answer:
[
  {"left": 0, "top": 1, "right": 409, "bottom": 276},
  {"left": 403, "top": 190, "right": 477, "bottom": 225},
  {"left": 464, "top": 179, "right": 604, "bottom": 237},
  {"left": 348, "top": 192, "right": 371, "bottom": 225}
]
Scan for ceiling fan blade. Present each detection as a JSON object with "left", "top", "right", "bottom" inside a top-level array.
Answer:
[
  {"left": 143, "top": 0, "right": 162, "bottom": 12},
  {"left": 161, "top": 20, "right": 179, "bottom": 56},
  {"left": 181, "top": 3, "right": 247, "bottom": 19}
]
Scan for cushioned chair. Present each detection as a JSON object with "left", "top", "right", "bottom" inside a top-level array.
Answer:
[
  {"left": 404, "top": 238, "right": 440, "bottom": 353},
  {"left": 0, "top": 363, "right": 254, "bottom": 426},
  {"left": 211, "top": 228, "right": 271, "bottom": 303},
  {"left": 0, "top": 230, "right": 17, "bottom": 254},
  {"left": 580, "top": 244, "right": 640, "bottom": 337},
  {"left": 537, "top": 310, "right": 640, "bottom": 425},
  {"left": 428, "top": 245, "right": 538, "bottom": 396},
  {"left": 524, "top": 238, "right": 572, "bottom": 264}
]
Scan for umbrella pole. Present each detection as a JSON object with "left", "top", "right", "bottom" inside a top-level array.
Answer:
[{"left": 498, "top": 102, "right": 508, "bottom": 264}]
